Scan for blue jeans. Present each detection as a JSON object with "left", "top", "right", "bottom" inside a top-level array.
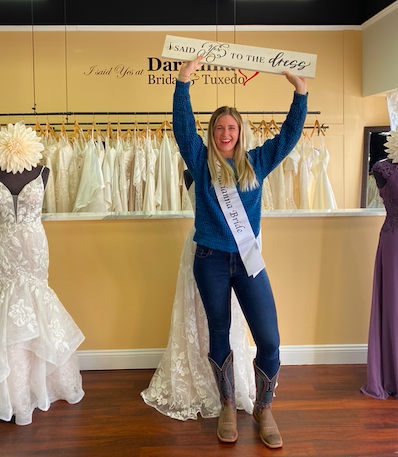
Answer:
[{"left": 193, "top": 244, "right": 280, "bottom": 379}]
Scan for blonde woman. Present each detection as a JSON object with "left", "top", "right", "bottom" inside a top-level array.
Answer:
[{"left": 173, "top": 57, "right": 307, "bottom": 449}]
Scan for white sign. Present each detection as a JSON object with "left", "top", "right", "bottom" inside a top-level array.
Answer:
[{"left": 161, "top": 35, "right": 317, "bottom": 79}]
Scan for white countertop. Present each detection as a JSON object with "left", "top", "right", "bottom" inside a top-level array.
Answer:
[{"left": 41, "top": 208, "right": 387, "bottom": 221}]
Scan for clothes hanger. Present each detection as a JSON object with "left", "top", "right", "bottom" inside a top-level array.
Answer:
[
  {"left": 106, "top": 121, "right": 114, "bottom": 140},
  {"left": 124, "top": 128, "right": 133, "bottom": 140},
  {"left": 141, "top": 124, "right": 150, "bottom": 138},
  {"left": 116, "top": 121, "right": 123, "bottom": 139},
  {"left": 143, "top": 117, "right": 152, "bottom": 138},
  {"left": 61, "top": 120, "right": 67, "bottom": 138},
  {"left": 310, "top": 119, "right": 324, "bottom": 137},
  {"left": 247, "top": 118, "right": 258, "bottom": 133},
  {"left": 45, "top": 121, "right": 56, "bottom": 139},
  {"left": 69, "top": 120, "right": 84, "bottom": 141},
  {"left": 35, "top": 121, "right": 45, "bottom": 136},
  {"left": 301, "top": 129, "right": 310, "bottom": 141},
  {"left": 153, "top": 120, "right": 173, "bottom": 138},
  {"left": 74, "top": 120, "right": 82, "bottom": 135},
  {"left": 152, "top": 121, "right": 164, "bottom": 139},
  {"left": 132, "top": 120, "right": 139, "bottom": 137},
  {"left": 258, "top": 119, "right": 273, "bottom": 137},
  {"left": 91, "top": 121, "right": 104, "bottom": 141},
  {"left": 140, "top": 125, "right": 150, "bottom": 138},
  {"left": 195, "top": 119, "right": 205, "bottom": 134},
  {"left": 268, "top": 119, "right": 280, "bottom": 133},
  {"left": 85, "top": 128, "right": 92, "bottom": 141},
  {"left": 85, "top": 121, "right": 96, "bottom": 140},
  {"left": 164, "top": 120, "right": 174, "bottom": 139}
]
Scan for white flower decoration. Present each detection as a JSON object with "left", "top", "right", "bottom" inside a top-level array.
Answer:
[
  {"left": 385, "top": 127, "right": 398, "bottom": 163},
  {"left": 0, "top": 121, "right": 44, "bottom": 174}
]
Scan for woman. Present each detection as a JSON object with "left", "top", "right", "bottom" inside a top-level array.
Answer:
[{"left": 173, "top": 57, "right": 307, "bottom": 448}]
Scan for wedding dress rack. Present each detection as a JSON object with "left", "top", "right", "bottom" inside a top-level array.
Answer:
[{"left": 0, "top": 110, "right": 333, "bottom": 213}]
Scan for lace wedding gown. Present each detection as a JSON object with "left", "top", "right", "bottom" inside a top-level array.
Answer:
[
  {"left": 141, "top": 185, "right": 256, "bottom": 420},
  {"left": 0, "top": 171, "right": 85, "bottom": 425}
]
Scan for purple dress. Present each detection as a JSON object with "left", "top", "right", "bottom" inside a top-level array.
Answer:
[{"left": 361, "top": 160, "right": 398, "bottom": 400}]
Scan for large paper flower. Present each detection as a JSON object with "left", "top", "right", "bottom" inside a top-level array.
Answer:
[
  {"left": 0, "top": 121, "right": 44, "bottom": 174},
  {"left": 385, "top": 127, "right": 398, "bottom": 163}
]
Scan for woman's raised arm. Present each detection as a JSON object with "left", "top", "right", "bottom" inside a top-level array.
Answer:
[{"left": 177, "top": 56, "right": 204, "bottom": 83}]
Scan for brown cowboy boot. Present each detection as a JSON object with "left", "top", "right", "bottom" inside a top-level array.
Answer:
[
  {"left": 208, "top": 351, "right": 238, "bottom": 443},
  {"left": 253, "top": 361, "right": 282, "bottom": 449}
]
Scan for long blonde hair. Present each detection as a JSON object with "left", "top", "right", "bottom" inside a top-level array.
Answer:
[{"left": 207, "top": 106, "right": 258, "bottom": 191}]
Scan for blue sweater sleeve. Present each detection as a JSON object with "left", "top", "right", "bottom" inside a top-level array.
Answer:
[
  {"left": 172, "top": 80, "right": 207, "bottom": 176},
  {"left": 250, "top": 92, "right": 308, "bottom": 181}
]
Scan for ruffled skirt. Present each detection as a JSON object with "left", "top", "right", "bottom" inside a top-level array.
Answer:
[{"left": 0, "top": 277, "right": 85, "bottom": 425}]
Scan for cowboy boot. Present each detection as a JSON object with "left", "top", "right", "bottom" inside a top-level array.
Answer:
[
  {"left": 253, "top": 361, "right": 282, "bottom": 449},
  {"left": 208, "top": 351, "right": 238, "bottom": 443}
]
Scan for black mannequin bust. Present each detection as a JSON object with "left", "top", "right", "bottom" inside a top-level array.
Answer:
[
  {"left": 0, "top": 166, "right": 49, "bottom": 195},
  {"left": 183, "top": 169, "right": 193, "bottom": 191}
]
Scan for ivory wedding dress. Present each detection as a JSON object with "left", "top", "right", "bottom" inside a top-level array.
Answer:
[
  {"left": 141, "top": 184, "right": 256, "bottom": 420},
  {"left": 0, "top": 171, "right": 85, "bottom": 425}
]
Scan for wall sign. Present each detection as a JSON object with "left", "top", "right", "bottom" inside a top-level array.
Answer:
[{"left": 161, "top": 35, "right": 317, "bottom": 79}]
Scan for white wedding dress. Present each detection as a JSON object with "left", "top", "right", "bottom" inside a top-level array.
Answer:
[
  {"left": 0, "top": 171, "right": 85, "bottom": 425},
  {"left": 141, "top": 185, "right": 256, "bottom": 420}
]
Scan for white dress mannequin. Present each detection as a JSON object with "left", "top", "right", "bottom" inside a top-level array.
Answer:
[{"left": 141, "top": 182, "right": 256, "bottom": 420}]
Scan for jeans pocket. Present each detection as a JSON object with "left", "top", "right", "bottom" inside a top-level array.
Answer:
[{"left": 195, "top": 244, "right": 213, "bottom": 259}]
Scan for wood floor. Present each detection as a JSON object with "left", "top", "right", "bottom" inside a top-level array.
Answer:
[{"left": 1, "top": 365, "right": 398, "bottom": 457}]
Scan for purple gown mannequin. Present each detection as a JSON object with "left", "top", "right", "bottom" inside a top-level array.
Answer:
[{"left": 361, "top": 159, "right": 398, "bottom": 400}]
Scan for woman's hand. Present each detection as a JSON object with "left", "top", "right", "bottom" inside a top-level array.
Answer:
[
  {"left": 178, "top": 56, "right": 204, "bottom": 83},
  {"left": 282, "top": 71, "right": 307, "bottom": 95}
]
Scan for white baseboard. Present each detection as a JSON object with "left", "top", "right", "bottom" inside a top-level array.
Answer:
[
  {"left": 279, "top": 344, "right": 367, "bottom": 365},
  {"left": 77, "top": 349, "right": 165, "bottom": 370},
  {"left": 77, "top": 344, "right": 367, "bottom": 371}
]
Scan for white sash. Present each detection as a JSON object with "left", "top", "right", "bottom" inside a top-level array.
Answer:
[{"left": 213, "top": 162, "right": 265, "bottom": 278}]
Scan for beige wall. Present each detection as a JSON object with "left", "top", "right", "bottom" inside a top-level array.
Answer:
[
  {"left": 43, "top": 214, "right": 383, "bottom": 350},
  {"left": 0, "top": 29, "right": 390, "bottom": 208},
  {"left": 0, "top": 27, "right": 391, "bottom": 350}
]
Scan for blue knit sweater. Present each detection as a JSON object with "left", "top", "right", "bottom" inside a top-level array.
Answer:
[{"left": 173, "top": 79, "right": 308, "bottom": 253}]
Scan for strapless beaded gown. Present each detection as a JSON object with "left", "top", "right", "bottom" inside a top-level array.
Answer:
[{"left": 0, "top": 172, "right": 85, "bottom": 425}]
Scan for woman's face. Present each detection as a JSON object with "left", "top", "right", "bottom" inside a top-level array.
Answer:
[{"left": 213, "top": 114, "right": 240, "bottom": 158}]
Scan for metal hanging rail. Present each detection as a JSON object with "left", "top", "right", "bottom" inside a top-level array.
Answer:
[
  {"left": 0, "top": 110, "right": 328, "bottom": 131},
  {"left": 0, "top": 110, "right": 322, "bottom": 117}
]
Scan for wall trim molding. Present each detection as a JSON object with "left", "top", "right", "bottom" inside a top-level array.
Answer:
[
  {"left": 0, "top": 25, "right": 361, "bottom": 33},
  {"left": 362, "top": 0, "right": 398, "bottom": 29},
  {"left": 77, "top": 344, "right": 367, "bottom": 371}
]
